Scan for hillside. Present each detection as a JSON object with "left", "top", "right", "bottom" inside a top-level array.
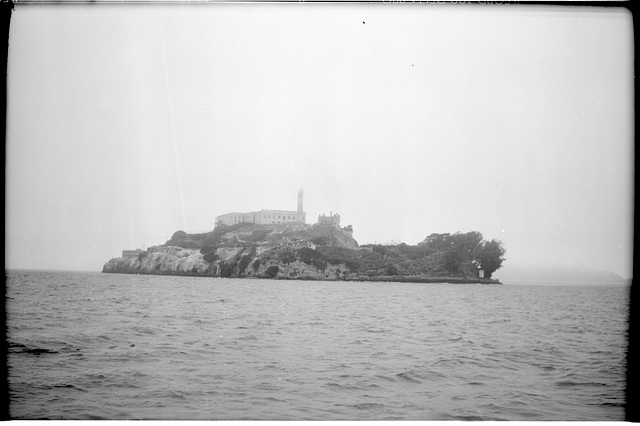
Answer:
[{"left": 102, "top": 225, "right": 503, "bottom": 283}]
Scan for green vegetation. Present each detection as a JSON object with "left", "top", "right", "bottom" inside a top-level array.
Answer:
[
  {"left": 475, "top": 239, "right": 506, "bottom": 279},
  {"left": 297, "top": 247, "right": 327, "bottom": 271},
  {"left": 278, "top": 248, "right": 297, "bottom": 265},
  {"left": 419, "top": 232, "right": 506, "bottom": 278},
  {"left": 265, "top": 265, "right": 279, "bottom": 278},
  {"left": 203, "top": 251, "right": 219, "bottom": 263},
  {"left": 157, "top": 222, "right": 504, "bottom": 281},
  {"left": 316, "top": 246, "right": 362, "bottom": 271},
  {"left": 354, "top": 231, "right": 505, "bottom": 279},
  {"left": 311, "top": 236, "right": 330, "bottom": 246},
  {"left": 165, "top": 223, "right": 254, "bottom": 249}
]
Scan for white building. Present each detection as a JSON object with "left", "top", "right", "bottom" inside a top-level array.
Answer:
[{"left": 215, "top": 190, "right": 306, "bottom": 226}]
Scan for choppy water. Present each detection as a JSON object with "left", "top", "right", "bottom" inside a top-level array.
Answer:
[{"left": 6, "top": 270, "right": 628, "bottom": 420}]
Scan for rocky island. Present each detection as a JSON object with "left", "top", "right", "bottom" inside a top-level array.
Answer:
[{"left": 102, "top": 222, "right": 505, "bottom": 284}]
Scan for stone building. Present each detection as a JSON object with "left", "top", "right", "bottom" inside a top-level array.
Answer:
[
  {"left": 318, "top": 212, "right": 353, "bottom": 236},
  {"left": 318, "top": 212, "right": 341, "bottom": 228},
  {"left": 215, "top": 190, "right": 307, "bottom": 226},
  {"left": 122, "top": 249, "right": 142, "bottom": 259}
]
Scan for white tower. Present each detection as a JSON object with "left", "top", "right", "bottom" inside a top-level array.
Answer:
[{"left": 297, "top": 189, "right": 305, "bottom": 223}]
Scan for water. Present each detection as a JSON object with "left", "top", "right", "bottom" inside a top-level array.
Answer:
[{"left": 6, "top": 270, "right": 628, "bottom": 420}]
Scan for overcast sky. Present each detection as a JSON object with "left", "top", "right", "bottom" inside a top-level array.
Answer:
[{"left": 5, "top": 4, "right": 633, "bottom": 279}]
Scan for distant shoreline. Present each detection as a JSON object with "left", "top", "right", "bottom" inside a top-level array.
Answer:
[
  {"left": 101, "top": 269, "right": 501, "bottom": 285},
  {"left": 258, "top": 275, "right": 502, "bottom": 285},
  {"left": 350, "top": 275, "right": 501, "bottom": 284}
]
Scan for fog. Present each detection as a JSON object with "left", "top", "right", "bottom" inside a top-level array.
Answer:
[{"left": 5, "top": 4, "right": 633, "bottom": 280}]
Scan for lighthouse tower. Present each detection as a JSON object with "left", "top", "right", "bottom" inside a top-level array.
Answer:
[{"left": 297, "top": 189, "right": 305, "bottom": 223}]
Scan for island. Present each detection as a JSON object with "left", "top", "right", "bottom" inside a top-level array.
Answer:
[{"left": 102, "top": 222, "right": 505, "bottom": 284}]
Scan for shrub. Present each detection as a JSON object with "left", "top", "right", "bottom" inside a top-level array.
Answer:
[
  {"left": 252, "top": 259, "right": 261, "bottom": 272},
  {"left": 444, "top": 248, "right": 463, "bottom": 273},
  {"left": 297, "top": 247, "right": 324, "bottom": 264},
  {"left": 311, "top": 236, "right": 331, "bottom": 246},
  {"left": 265, "top": 265, "right": 279, "bottom": 278},
  {"left": 200, "top": 244, "right": 218, "bottom": 255},
  {"left": 171, "top": 230, "right": 187, "bottom": 240},
  {"left": 386, "top": 265, "right": 399, "bottom": 276},
  {"left": 278, "top": 249, "right": 297, "bottom": 265},
  {"left": 203, "top": 252, "right": 218, "bottom": 263},
  {"left": 372, "top": 245, "right": 387, "bottom": 256},
  {"left": 313, "top": 258, "right": 327, "bottom": 271},
  {"left": 317, "top": 246, "right": 361, "bottom": 272},
  {"left": 202, "top": 235, "right": 223, "bottom": 247}
]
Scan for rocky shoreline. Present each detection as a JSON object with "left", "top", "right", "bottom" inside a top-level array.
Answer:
[{"left": 103, "top": 223, "right": 505, "bottom": 284}]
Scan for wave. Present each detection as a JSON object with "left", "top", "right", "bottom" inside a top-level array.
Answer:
[{"left": 6, "top": 271, "right": 627, "bottom": 421}]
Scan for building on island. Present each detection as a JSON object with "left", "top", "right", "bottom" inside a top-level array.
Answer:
[
  {"left": 318, "top": 212, "right": 341, "bottom": 228},
  {"left": 216, "top": 189, "right": 307, "bottom": 226},
  {"left": 122, "top": 249, "right": 142, "bottom": 259}
]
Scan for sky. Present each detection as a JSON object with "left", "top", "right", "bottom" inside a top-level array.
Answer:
[{"left": 5, "top": 4, "right": 634, "bottom": 280}]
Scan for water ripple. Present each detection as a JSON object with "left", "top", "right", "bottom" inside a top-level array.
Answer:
[{"left": 6, "top": 271, "right": 628, "bottom": 421}]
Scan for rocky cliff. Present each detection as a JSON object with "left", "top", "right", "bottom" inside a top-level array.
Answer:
[
  {"left": 102, "top": 223, "right": 361, "bottom": 280},
  {"left": 102, "top": 223, "right": 501, "bottom": 283},
  {"left": 102, "top": 246, "right": 213, "bottom": 276}
]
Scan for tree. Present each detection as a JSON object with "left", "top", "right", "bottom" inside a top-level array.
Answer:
[
  {"left": 278, "top": 249, "right": 296, "bottom": 265},
  {"left": 171, "top": 230, "right": 187, "bottom": 240},
  {"left": 372, "top": 244, "right": 387, "bottom": 256},
  {"left": 476, "top": 239, "right": 506, "bottom": 279},
  {"left": 420, "top": 233, "right": 451, "bottom": 251},
  {"left": 443, "top": 248, "right": 464, "bottom": 273},
  {"left": 449, "top": 231, "right": 484, "bottom": 259}
]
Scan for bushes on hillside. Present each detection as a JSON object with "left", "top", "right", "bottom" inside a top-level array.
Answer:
[
  {"left": 278, "top": 248, "right": 297, "bottom": 265},
  {"left": 297, "top": 247, "right": 322, "bottom": 264},
  {"left": 265, "top": 265, "right": 279, "bottom": 278},
  {"left": 171, "top": 230, "right": 187, "bottom": 241},
  {"left": 297, "top": 247, "right": 327, "bottom": 271},
  {"left": 386, "top": 265, "right": 400, "bottom": 276},
  {"left": 317, "top": 246, "right": 361, "bottom": 272},
  {"left": 311, "top": 236, "right": 331, "bottom": 246},
  {"left": 372, "top": 245, "right": 387, "bottom": 256}
]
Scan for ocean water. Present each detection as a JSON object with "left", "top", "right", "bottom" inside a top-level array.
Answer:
[{"left": 6, "top": 270, "right": 628, "bottom": 420}]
